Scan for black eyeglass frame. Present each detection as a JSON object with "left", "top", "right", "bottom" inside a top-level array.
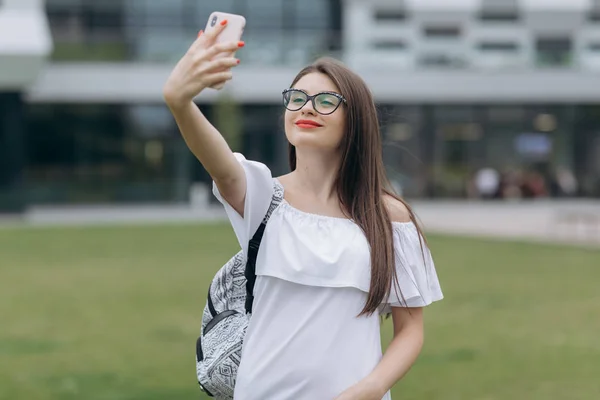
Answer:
[{"left": 282, "top": 88, "right": 347, "bottom": 115}]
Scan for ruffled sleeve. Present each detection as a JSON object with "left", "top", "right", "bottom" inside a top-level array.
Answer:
[
  {"left": 381, "top": 222, "right": 444, "bottom": 313},
  {"left": 212, "top": 153, "right": 274, "bottom": 257}
]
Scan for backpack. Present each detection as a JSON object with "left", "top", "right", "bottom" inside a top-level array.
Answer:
[{"left": 196, "top": 180, "right": 283, "bottom": 399}]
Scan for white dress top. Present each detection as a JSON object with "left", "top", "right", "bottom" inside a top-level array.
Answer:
[{"left": 213, "top": 153, "right": 444, "bottom": 400}]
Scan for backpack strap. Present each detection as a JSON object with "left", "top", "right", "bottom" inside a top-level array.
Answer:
[{"left": 244, "top": 179, "right": 284, "bottom": 314}]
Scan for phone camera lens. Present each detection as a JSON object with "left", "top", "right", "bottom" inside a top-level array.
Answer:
[{"left": 211, "top": 16, "right": 218, "bottom": 27}]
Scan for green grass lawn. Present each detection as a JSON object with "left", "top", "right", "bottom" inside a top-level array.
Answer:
[{"left": 1, "top": 223, "right": 599, "bottom": 400}]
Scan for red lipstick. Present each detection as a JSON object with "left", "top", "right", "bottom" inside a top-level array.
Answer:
[{"left": 295, "top": 119, "right": 323, "bottom": 129}]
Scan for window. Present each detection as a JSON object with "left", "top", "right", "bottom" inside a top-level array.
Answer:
[
  {"left": 589, "top": 10, "right": 600, "bottom": 22},
  {"left": 24, "top": 103, "right": 187, "bottom": 204},
  {"left": 486, "top": 106, "right": 526, "bottom": 123},
  {"left": 81, "top": 4, "right": 124, "bottom": 33},
  {"left": 244, "top": 0, "right": 284, "bottom": 30},
  {"left": 479, "top": 11, "right": 519, "bottom": 22},
  {"left": 478, "top": 42, "right": 519, "bottom": 52},
  {"left": 589, "top": 12, "right": 600, "bottom": 22},
  {"left": 423, "top": 26, "right": 461, "bottom": 38},
  {"left": 47, "top": 1, "right": 124, "bottom": 36},
  {"left": 592, "top": 0, "right": 600, "bottom": 20},
  {"left": 293, "top": 0, "right": 330, "bottom": 30},
  {"left": 419, "top": 53, "right": 467, "bottom": 68},
  {"left": 479, "top": 0, "right": 519, "bottom": 21},
  {"left": 371, "top": 40, "right": 406, "bottom": 50},
  {"left": 536, "top": 37, "right": 572, "bottom": 67},
  {"left": 374, "top": 10, "right": 407, "bottom": 22}
]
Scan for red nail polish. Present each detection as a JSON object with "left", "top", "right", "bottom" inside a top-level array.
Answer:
[
  {"left": 220, "top": 19, "right": 228, "bottom": 26},
  {"left": 238, "top": 41, "right": 245, "bottom": 48},
  {"left": 236, "top": 59, "right": 241, "bottom": 64},
  {"left": 198, "top": 30, "right": 203, "bottom": 37}
]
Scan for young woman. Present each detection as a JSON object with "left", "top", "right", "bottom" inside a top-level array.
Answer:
[{"left": 164, "top": 21, "right": 443, "bottom": 400}]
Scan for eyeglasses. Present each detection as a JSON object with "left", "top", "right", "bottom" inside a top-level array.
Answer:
[{"left": 282, "top": 88, "right": 347, "bottom": 115}]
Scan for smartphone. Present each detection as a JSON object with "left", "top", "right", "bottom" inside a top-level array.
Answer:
[
  {"left": 204, "top": 11, "right": 246, "bottom": 58},
  {"left": 203, "top": 12, "right": 246, "bottom": 89}
]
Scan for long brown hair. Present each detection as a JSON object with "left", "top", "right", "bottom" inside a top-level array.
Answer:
[{"left": 288, "top": 57, "right": 426, "bottom": 316}]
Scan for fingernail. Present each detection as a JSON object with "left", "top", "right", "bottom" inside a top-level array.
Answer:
[
  {"left": 236, "top": 59, "right": 241, "bottom": 64},
  {"left": 197, "top": 30, "right": 203, "bottom": 37},
  {"left": 238, "top": 41, "right": 245, "bottom": 47},
  {"left": 220, "top": 19, "right": 228, "bottom": 26}
]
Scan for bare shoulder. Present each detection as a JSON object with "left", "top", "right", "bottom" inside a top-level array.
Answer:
[
  {"left": 384, "top": 194, "right": 412, "bottom": 223},
  {"left": 276, "top": 173, "right": 293, "bottom": 187}
]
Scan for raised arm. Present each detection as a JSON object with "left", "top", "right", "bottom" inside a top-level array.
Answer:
[{"left": 163, "top": 23, "right": 246, "bottom": 216}]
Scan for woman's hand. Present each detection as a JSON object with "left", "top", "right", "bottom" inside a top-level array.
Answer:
[
  {"left": 333, "top": 379, "right": 385, "bottom": 400},
  {"left": 163, "top": 22, "right": 243, "bottom": 109}
]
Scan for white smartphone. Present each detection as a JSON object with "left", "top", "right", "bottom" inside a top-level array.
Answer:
[
  {"left": 204, "top": 11, "right": 246, "bottom": 58},
  {"left": 204, "top": 12, "right": 246, "bottom": 89}
]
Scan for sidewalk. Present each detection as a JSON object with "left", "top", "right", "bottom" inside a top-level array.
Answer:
[
  {"left": 412, "top": 199, "right": 600, "bottom": 247},
  {"left": 2, "top": 199, "right": 600, "bottom": 247}
]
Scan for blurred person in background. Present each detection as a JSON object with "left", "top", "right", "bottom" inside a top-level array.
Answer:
[
  {"left": 552, "top": 166, "right": 578, "bottom": 198},
  {"left": 520, "top": 170, "right": 548, "bottom": 199},
  {"left": 163, "top": 22, "right": 443, "bottom": 400},
  {"left": 474, "top": 166, "right": 500, "bottom": 200},
  {"left": 499, "top": 168, "right": 524, "bottom": 200}
]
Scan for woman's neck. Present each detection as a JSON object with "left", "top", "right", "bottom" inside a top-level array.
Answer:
[{"left": 292, "top": 148, "right": 341, "bottom": 202}]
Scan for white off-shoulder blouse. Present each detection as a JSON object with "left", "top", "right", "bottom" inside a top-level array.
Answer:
[{"left": 212, "top": 153, "right": 443, "bottom": 400}]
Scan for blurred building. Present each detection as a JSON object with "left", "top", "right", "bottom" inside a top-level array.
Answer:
[
  {"left": 0, "top": 0, "right": 52, "bottom": 212},
  {"left": 1, "top": 0, "right": 600, "bottom": 211}
]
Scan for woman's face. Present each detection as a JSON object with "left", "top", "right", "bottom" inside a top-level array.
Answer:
[{"left": 284, "top": 72, "right": 346, "bottom": 153}]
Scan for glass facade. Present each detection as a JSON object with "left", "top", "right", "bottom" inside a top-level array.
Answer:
[
  {"left": 45, "top": 0, "right": 340, "bottom": 65},
  {"left": 25, "top": 103, "right": 181, "bottom": 204},
  {"left": 0, "top": 93, "right": 26, "bottom": 212},
  {"left": 16, "top": 102, "right": 600, "bottom": 208},
  {"left": 22, "top": 102, "right": 289, "bottom": 206},
  {"left": 379, "top": 104, "right": 600, "bottom": 199}
]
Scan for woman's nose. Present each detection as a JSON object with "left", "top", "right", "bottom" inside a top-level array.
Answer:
[{"left": 300, "top": 100, "right": 317, "bottom": 115}]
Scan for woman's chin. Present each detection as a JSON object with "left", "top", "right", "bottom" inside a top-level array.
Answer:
[
  {"left": 290, "top": 140, "right": 339, "bottom": 153},
  {"left": 287, "top": 128, "right": 342, "bottom": 152}
]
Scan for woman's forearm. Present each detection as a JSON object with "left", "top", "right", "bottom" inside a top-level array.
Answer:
[
  {"left": 364, "top": 324, "right": 424, "bottom": 396},
  {"left": 166, "top": 100, "right": 246, "bottom": 214},
  {"left": 162, "top": 24, "right": 246, "bottom": 214}
]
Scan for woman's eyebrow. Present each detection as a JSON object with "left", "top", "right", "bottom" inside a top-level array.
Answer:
[{"left": 294, "top": 88, "right": 340, "bottom": 95}]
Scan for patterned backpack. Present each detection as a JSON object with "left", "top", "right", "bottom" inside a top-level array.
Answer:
[{"left": 196, "top": 181, "right": 283, "bottom": 398}]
